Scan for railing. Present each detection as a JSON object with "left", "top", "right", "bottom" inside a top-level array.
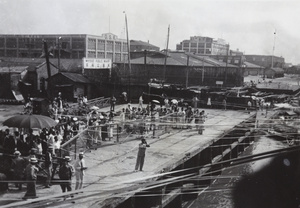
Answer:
[
  {"left": 58, "top": 112, "right": 181, "bottom": 160},
  {"left": 68, "top": 97, "right": 110, "bottom": 109}
]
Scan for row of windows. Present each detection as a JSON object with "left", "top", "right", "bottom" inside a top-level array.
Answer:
[
  {"left": 182, "top": 42, "right": 213, "bottom": 48},
  {"left": 88, "top": 38, "right": 127, "bottom": 51},
  {"left": 87, "top": 51, "right": 125, "bottom": 61}
]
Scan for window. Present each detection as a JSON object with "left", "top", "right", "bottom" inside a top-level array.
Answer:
[
  {"left": 97, "top": 52, "right": 105, "bottom": 58},
  {"left": 97, "top": 40, "right": 105, "bottom": 51},
  {"left": 123, "top": 43, "right": 128, "bottom": 52},
  {"left": 6, "top": 38, "right": 17, "bottom": 48},
  {"left": 183, "top": 42, "right": 189, "bottom": 47},
  {"left": 106, "top": 41, "right": 113, "bottom": 51},
  {"left": 72, "top": 38, "right": 85, "bottom": 49},
  {"left": 115, "top": 42, "right": 121, "bottom": 52},
  {"left": 88, "top": 51, "right": 96, "bottom": 58},
  {"left": 88, "top": 38, "right": 96, "bottom": 50},
  {"left": 191, "top": 43, "right": 197, "bottom": 47}
]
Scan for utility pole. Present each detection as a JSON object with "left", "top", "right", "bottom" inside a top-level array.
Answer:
[
  {"left": 163, "top": 25, "right": 170, "bottom": 83},
  {"left": 124, "top": 12, "right": 131, "bottom": 102},
  {"left": 43, "top": 40, "right": 52, "bottom": 99},
  {"left": 58, "top": 37, "right": 61, "bottom": 72},
  {"left": 186, "top": 55, "right": 190, "bottom": 88}
]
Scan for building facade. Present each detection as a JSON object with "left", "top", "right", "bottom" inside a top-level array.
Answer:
[
  {"left": 130, "top": 40, "right": 160, "bottom": 52},
  {"left": 0, "top": 33, "right": 128, "bottom": 62},
  {"left": 176, "top": 36, "right": 229, "bottom": 55},
  {"left": 245, "top": 55, "right": 285, "bottom": 68}
]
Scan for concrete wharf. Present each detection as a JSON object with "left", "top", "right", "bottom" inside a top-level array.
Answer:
[{"left": 0, "top": 105, "right": 262, "bottom": 208}]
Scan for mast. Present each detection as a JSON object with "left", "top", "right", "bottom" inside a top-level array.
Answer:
[
  {"left": 163, "top": 25, "right": 170, "bottom": 82},
  {"left": 271, "top": 30, "right": 276, "bottom": 68},
  {"left": 124, "top": 12, "right": 131, "bottom": 101}
]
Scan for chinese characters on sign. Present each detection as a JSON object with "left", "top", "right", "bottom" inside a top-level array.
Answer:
[{"left": 82, "top": 58, "right": 112, "bottom": 69}]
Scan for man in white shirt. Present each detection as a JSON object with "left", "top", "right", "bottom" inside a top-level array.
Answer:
[{"left": 74, "top": 152, "right": 87, "bottom": 190}]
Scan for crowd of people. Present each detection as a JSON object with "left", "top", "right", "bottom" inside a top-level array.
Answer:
[{"left": 0, "top": 93, "right": 211, "bottom": 200}]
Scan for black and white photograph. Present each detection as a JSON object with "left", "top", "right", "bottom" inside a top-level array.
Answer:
[{"left": 0, "top": 0, "right": 300, "bottom": 207}]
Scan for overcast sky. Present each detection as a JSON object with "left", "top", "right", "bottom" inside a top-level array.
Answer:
[{"left": 0, "top": 0, "right": 299, "bottom": 64}]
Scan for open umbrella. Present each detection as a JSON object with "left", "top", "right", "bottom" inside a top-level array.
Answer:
[
  {"left": 152, "top": 100, "right": 160, "bottom": 104},
  {"left": 171, "top": 99, "right": 178, "bottom": 104},
  {"left": 3, "top": 114, "right": 58, "bottom": 129},
  {"left": 90, "top": 106, "right": 99, "bottom": 111}
]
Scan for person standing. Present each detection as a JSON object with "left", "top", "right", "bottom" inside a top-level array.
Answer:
[
  {"left": 138, "top": 95, "right": 143, "bottom": 109},
  {"left": 44, "top": 147, "right": 53, "bottom": 188},
  {"left": 11, "top": 151, "right": 27, "bottom": 190},
  {"left": 59, "top": 156, "right": 74, "bottom": 193},
  {"left": 74, "top": 152, "right": 87, "bottom": 190},
  {"left": 110, "top": 95, "right": 117, "bottom": 111},
  {"left": 207, "top": 96, "right": 212, "bottom": 108},
  {"left": 135, "top": 138, "right": 150, "bottom": 172},
  {"left": 23, "top": 157, "right": 39, "bottom": 199},
  {"left": 223, "top": 98, "right": 227, "bottom": 111}
]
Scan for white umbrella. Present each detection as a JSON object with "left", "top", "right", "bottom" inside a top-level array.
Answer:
[
  {"left": 90, "top": 106, "right": 100, "bottom": 111},
  {"left": 152, "top": 100, "right": 160, "bottom": 104},
  {"left": 171, "top": 99, "right": 178, "bottom": 104}
]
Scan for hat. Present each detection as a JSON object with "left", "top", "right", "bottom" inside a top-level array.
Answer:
[
  {"left": 30, "top": 157, "right": 38, "bottom": 163},
  {"left": 79, "top": 152, "right": 84, "bottom": 155},
  {"left": 30, "top": 148, "right": 37, "bottom": 153},
  {"left": 64, "top": 156, "right": 71, "bottom": 161},
  {"left": 73, "top": 117, "right": 78, "bottom": 121},
  {"left": 14, "top": 150, "right": 21, "bottom": 155}
]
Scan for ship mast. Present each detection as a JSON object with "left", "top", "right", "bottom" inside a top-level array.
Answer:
[{"left": 163, "top": 25, "right": 170, "bottom": 83}]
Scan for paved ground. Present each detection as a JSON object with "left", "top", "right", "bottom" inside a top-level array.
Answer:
[{"left": 0, "top": 103, "right": 278, "bottom": 207}]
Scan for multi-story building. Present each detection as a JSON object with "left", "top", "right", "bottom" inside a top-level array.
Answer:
[
  {"left": 0, "top": 33, "right": 128, "bottom": 62},
  {"left": 176, "top": 36, "right": 229, "bottom": 55},
  {"left": 245, "top": 55, "right": 285, "bottom": 68}
]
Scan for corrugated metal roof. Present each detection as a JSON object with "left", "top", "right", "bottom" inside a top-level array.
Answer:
[
  {"left": 244, "top": 61, "right": 264, "bottom": 68},
  {"left": 0, "top": 66, "right": 28, "bottom": 73},
  {"left": 59, "top": 72, "right": 92, "bottom": 83},
  {"left": 269, "top": 67, "right": 284, "bottom": 73}
]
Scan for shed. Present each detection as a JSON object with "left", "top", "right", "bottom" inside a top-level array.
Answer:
[
  {"left": 47, "top": 72, "right": 93, "bottom": 101},
  {"left": 265, "top": 67, "right": 284, "bottom": 78}
]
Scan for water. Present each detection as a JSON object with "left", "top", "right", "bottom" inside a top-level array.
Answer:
[{"left": 186, "top": 136, "right": 287, "bottom": 208}]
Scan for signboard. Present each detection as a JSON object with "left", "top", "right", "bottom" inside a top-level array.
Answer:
[
  {"left": 216, "top": 81, "right": 223, "bottom": 85},
  {"left": 82, "top": 58, "right": 112, "bottom": 69}
]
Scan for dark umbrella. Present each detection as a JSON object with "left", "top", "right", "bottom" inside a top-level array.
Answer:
[{"left": 3, "top": 114, "right": 58, "bottom": 129}]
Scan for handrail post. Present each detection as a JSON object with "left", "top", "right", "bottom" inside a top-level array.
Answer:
[{"left": 117, "top": 124, "right": 119, "bottom": 143}]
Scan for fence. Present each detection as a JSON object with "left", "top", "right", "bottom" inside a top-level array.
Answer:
[{"left": 58, "top": 112, "right": 182, "bottom": 160}]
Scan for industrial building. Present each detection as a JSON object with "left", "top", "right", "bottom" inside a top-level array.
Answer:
[
  {"left": 245, "top": 55, "right": 285, "bottom": 68},
  {"left": 176, "top": 36, "right": 229, "bottom": 55},
  {"left": 0, "top": 33, "right": 128, "bottom": 62}
]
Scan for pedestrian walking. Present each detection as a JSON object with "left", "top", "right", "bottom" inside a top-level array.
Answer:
[
  {"left": 134, "top": 138, "right": 150, "bottom": 172},
  {"left": 74, "top": 152, "right": 87, "bottom": 190},
  {"left": 23, "top": 157, "right": 39, "bottom": 199},
  {"left": 59, "top": 156, "right": 74, "bottom": 193},
  {"left": 11, "top": 150, "right": 27, "bottom": 190}
]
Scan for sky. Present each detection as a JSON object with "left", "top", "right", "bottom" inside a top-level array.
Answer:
[{"left": 0, "top": 0, "right": 299, "bottom": 64}]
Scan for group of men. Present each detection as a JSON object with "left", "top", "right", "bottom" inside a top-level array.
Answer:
[{"left": 9, "top": 150, "right": 87, "bottom": 199}]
